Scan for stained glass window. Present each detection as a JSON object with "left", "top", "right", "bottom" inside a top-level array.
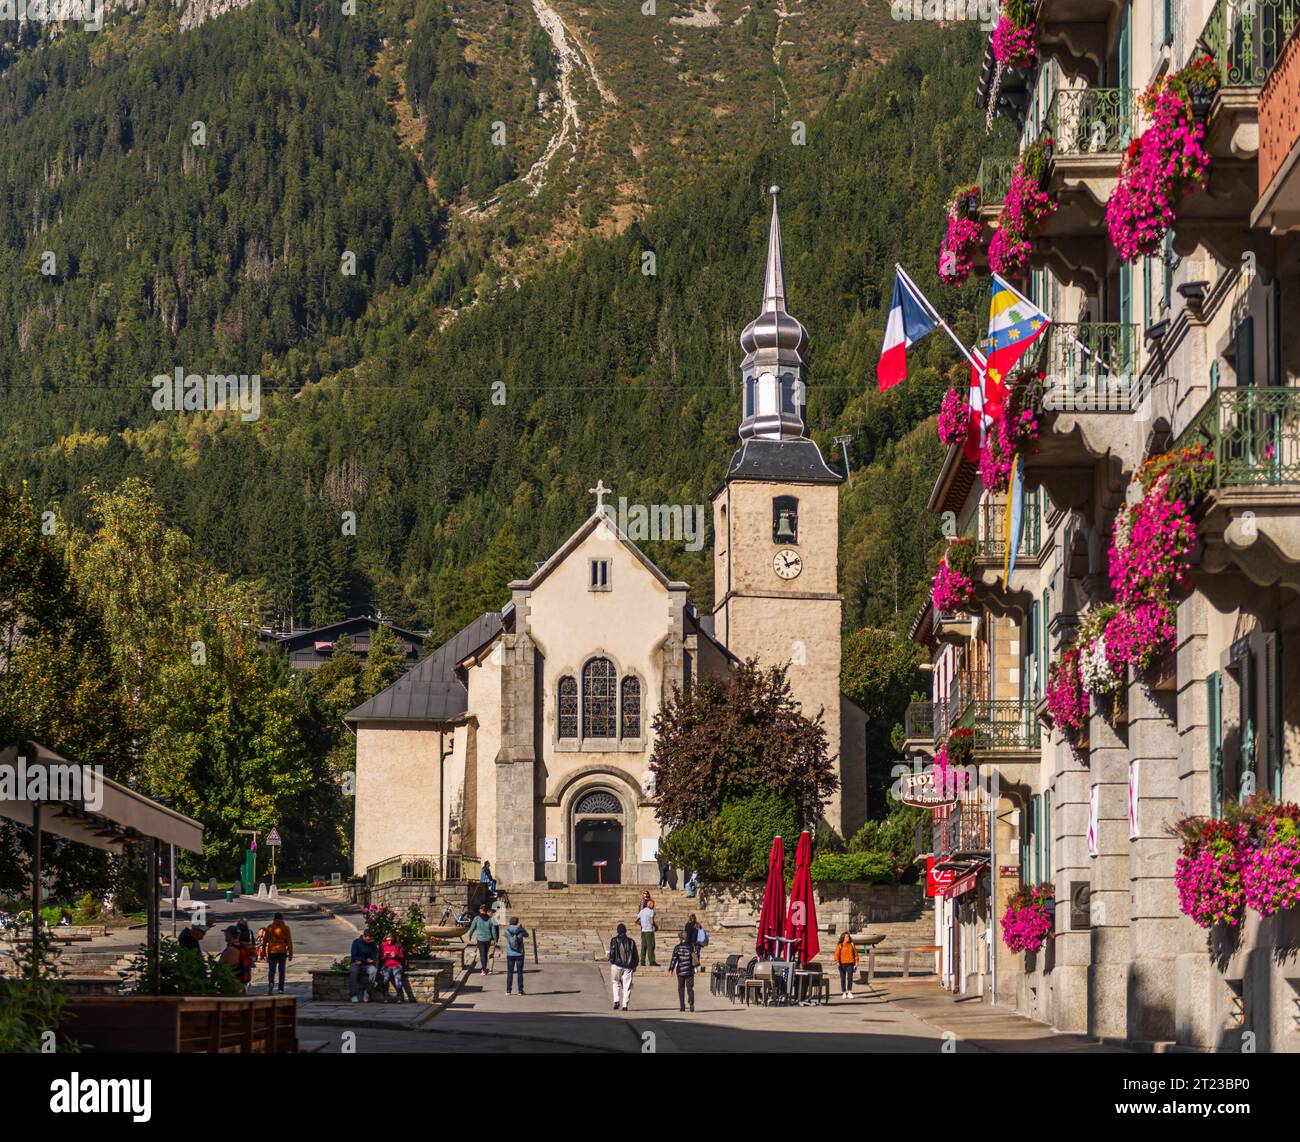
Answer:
[
  {"left": 620, "top": 676, "right": 641, "bottom": 738},
  {"left": 583, "top": 658, "right": 616, "bottom": 737},
  {"left": 558, "top": 675, "right": 578, "bottom": 739}
]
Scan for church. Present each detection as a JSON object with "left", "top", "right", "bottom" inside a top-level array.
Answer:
[{"left": 347, "top": 190, "right": 869, "bottom": 886}]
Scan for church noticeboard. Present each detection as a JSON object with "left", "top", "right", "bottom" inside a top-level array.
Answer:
[
  {"left": 539, "top": 837, "right": 557, "bottom": 863},
  {"left": 641, "top": 837, "right": 659, "bottom": 861}
]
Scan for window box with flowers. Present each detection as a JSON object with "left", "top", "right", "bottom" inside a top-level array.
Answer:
[
  {"left": 988, "top": 138, "right": 1057, "bottom": 278},
  {"left": 1172, "top": 797, "right": 1300, "bottom": 929},
  {"left": 978, "top": 380, "right": 1040, "bottom": 493},
  {"left": 938, "top": 184, "right": 984, "bottom": 287},
  {"left": 1106, "top": 56, "right": 1219, "bottom": 263},
  {"left": 933, "top": 727, "right": 975, "bottom": 800},
  {"left": 932, "top": 537, "right": 976, "bottom": 613},
  {"left": 1045, "top": 647, "right": 1088, "bottom": 747},
  {"left": 937, "top": 385, "right": 972, "bottom": 447},
  {"left": 1001, "top": 883, "right": 1054, "bottom": 953}
]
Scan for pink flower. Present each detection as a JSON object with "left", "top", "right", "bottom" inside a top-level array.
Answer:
[
  {"left": 1046, "top": 649, "right": 1087, "bottom": 733},
  {"left": 989, "top": 166, "right": 1056, "bottom": 277},
  {"left": 937, "top": 386, "right": 971, "bottom": 446},
  {"left": 991, "top": 11, "right": 1036, "bottom": 70},
  {"left": 1001, "top": 885, "right": 1053, "bottom": 953},
  {"left": 932, "top": 558, "right": 973, "bottom": 612}
]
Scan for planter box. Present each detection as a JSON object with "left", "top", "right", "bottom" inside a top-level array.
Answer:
[
  {"left": 60, "top": 995, "right": 296, "bottom": 1053},
  {"left": 310, "top": 959, "right": 454, "bottom": 1004}
]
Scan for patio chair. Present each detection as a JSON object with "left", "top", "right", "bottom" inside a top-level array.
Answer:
[
  {"left": 722, "top": 954, "right": 744, "bottom": 1002},
  {"left": 742, "top": 960, "right": 777, "bottom": 1007}
]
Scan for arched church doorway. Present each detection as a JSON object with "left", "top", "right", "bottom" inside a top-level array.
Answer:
[{"left": 573, "top": 790, "right": 623, "bottom": 884}]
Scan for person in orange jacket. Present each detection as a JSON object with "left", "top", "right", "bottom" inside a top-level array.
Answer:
[
  {"left": 263, "top": 912, "right": 294, "bottom": 995},
  {"left": 833, "top": 932, "right": 860, "bottom": 1000}
]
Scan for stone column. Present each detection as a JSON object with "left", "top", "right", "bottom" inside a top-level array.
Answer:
[
  {"left": 494, "top": 627, "right": 539, "bottom": 885},
  {"left": 1126, "top": 681, "right": 1180, "bottom": 1044},
  {"left": 1087, "top": 706, "right": 1131, "bottom": 1040},
  {"left": 1051, "top": 727, "right": 1092, "bottom": 1034}
]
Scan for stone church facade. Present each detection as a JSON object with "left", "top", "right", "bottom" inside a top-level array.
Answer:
[{"left": 347, "top": 191, "right": 868, "bottom": 885}]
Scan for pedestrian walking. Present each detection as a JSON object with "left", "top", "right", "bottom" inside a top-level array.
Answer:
[
  {"left": 636, "top": 897, "right": 658, "bottom": 966},
  {"left": 467, "top": 903, "right": 499, "bottom": 977},
  {"left": 218, "top": 925, "right": 253, "bottom": 992},
  {"left": 691, "top": 913, "right": 708, "bottom": 968},
  {"left": 608, "top": 922, "right": 639, "bottom": 1010},
  {"left": 503, "top": 916, "right": 529, "bottom": 995},
  {"left": 834, "top": 933, "right": 859, "bottom": 999},
  {"left": 177, "top": 922, "right": 207, "bottom": 953},
  {"left": 379, "top": 934, "right": 406, "bottom": 1003},
  {"left": 348, "top": 930, "right": 379, "bottom": 1003},
  {"left": 263, "top": 912, "right": 293, "bottom": 995},
  {"left": 666, "top": 926, "right": 696, "bottom": 1012},
  {"left": 657, "top": 856, "right": 669, "bottom": 888}
]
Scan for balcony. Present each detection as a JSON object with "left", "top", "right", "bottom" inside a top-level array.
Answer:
[
  {"left": 1180, "top": 386, "right": 1300, "bottom": 604},
  {"left": 956, "top": 700, "right": 1043, "bottom": 753},
  {"left": 1255, "top": 15, "right": 1300, "bottom": 233},
  {"left": 933, "top": 796, "right": 992, "bottom": 859},
  {"left": 970, "top": 490, "right": 1044, "bottom": 605},
  {"left": 977, "top": 155, "right": 1019, "bottom": 213},
  {"left": 904, "top": 700, "right": 940, "bottom": 751},
  {"left": 1199, "top": 0, "right": 1300, "bottom": 89},
  {"left": 933, "top": 609, "right": 973, "bottom": 646}
]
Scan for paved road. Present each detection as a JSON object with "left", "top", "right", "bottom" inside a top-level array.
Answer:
[{"left": 300, "top": 960, "right": 1126, "bottom": 1054}]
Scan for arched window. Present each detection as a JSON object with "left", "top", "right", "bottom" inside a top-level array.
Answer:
[
  {"left": 575, "top": 790, "right": 621, "bottom": 815},
  {"left": 620, "top": 676, "right": 642, "bottom": 739},
  {"left": 558, "top": 676, "right": 578, "bottom": 739},
  {"left": 582, "top": 658, "right": 617, "bottom": 738}
]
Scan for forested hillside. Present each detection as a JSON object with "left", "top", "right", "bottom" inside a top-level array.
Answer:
[{"left": 1, "top": 1, "right": 1007, "bottom": 643}]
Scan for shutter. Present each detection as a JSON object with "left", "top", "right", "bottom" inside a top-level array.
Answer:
[
  {"left": 1241, "top": 650, "right": 1257, "bottom": 799},
  {"left": 1208, "top": 672, "right": 1223, "bottom": 816},
  {"left": 1033, "top": 794, "right": 1043, "bottom": 885},
  {"left": 1044, "top": 791, "right": 1052, "bottom": 886},
  {"left": 1236, "top": 317, "right": 1255, "bottom": 387}
]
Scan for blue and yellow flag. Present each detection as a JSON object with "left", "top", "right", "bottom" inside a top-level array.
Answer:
[{"left": 1002, "top": 455, "right": 1025, "bottom": 588}]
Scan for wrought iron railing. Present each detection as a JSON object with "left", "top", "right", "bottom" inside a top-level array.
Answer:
[
  {"left": 905, "top": 700, "right": 939, "bottom": 743},
  {"left": 1182, "top": 387, "right": 1300, "bottom": 487},
  {"left": 934, "top": 798, "right": 992, "bottom": 857},
  {"left": 1200, "top": 0, "right": 1300, "bottom": 87},
  {"left": 1045, "top": 88, "right": 1138, "bottom": 155},
  {"left": 936, "top": 670, "right": 989, "bottom": 740},
  {"left": 976, "top": 155, "right": 1019, "bottom": 206},
  {"left": 960, "top": 700, "right": 1042, "bottom": 751},
  {"left": 974, "top": 491, "right": 1042, "bottom": 561},
  {"left": 1019, "top": 322, "right": 1143, "bottom": 412},
  {"left": 364, "top": 852, "right": 477, "bottom": 887}
]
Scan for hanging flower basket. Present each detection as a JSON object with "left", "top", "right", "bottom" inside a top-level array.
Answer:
[
  {"left": 1240, "top": 803, "right": 1300, "bottom": 918},
  {"left": 939, "top": 184, "right": 984, "bottom": 287},
  {"left": 990, "top": 0, "right": 1037, "bottom": 71},
  {"left": 932, "top": 538, "right": 976, "bottom": 612},
  {"left": 937, "top": 385, "right": 972, "bottom": 446},
  {"left": 978, "top": 380, "right": 1039, "bottom": 492},
  {"left": 1106, "top": 57, "right": 1218, "bottom": 263},
  {"left": 1046, "top": 648, "right": 1087, "bottom": 736},
  {"left": 1174, "top": 816, "right": 1248, "bottom": 929},
  {"left": 1076, "top": 604, "right": 1123, "bottom": 697},
  {"left": 1001, "top": 883, "right": 1054, "bottom": 953},
  {"left": 989, "top": 138, "right": 1057, "bottom": 278}
]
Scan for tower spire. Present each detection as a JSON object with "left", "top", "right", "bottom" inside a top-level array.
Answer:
[{"left": 738, "top": 186, "right": 808, "bottom": 441}]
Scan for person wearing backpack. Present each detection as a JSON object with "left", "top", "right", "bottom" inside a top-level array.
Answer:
[
  {"left": 692, "top": 914, "right": 709, "bottom": 968},
  {"left": 608, "top": 922, "right": 640, "bottom": 1011},
  {"left": 503, "top": 916, "right": 529, "bottom": 995}
]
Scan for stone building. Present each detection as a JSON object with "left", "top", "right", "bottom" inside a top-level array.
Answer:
[
  {"left": 908, "top": 0, "right": 1300, "bottom": 1050},
  {"left": 347, "top": 191, "right": 869, "bottom": 887}
]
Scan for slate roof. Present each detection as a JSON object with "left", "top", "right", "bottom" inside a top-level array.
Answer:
[
  {"left": 723, "top": 438, "right": 843, "bottom": 486},
  {"left": 344, "top": 611, "right": 504, "bottom": 725}
]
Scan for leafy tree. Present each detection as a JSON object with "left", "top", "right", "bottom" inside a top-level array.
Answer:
[
  {"left": 650, "top": 659, "right": 837, "bottom": 830},
  {"left": 659, "top": 790, "right": 800, "bottom": 883}
]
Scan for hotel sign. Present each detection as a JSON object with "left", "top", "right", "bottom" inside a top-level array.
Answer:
[{"left": 898, "top": 771, "right": 957, "bottom": 809}]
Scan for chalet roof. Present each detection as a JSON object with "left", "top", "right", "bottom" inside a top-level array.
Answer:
[{"left": 344, "top": 612, "right": 503, "bottom": 726}]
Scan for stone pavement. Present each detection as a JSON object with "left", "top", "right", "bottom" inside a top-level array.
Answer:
[{"left": 299, "top": 960, "right": 1130, "bottom": 1054}]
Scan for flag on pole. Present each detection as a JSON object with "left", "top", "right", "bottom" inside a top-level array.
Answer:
[
  {"left": 1002, "top": 454, "right": 1025, "bottom": 587},
  {"left": 963, "top": 350, "right": 987, "bottom": 463},
  {"left": 985, "top": 274, "right": 1051, "bottom": 408},
  {"left": 878, "top": 269, "right": 940, "bottom": 390}
]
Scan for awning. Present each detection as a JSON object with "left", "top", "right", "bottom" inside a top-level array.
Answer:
[
  {"left": 941, "top": 860, "right": 989, "bottom": 901},
  {"left": 0, "top": 742, "right": 204, "bottom": 854}
]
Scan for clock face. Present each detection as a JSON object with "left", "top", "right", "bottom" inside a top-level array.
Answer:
[{"left": 773, "top": 550, "right": 803, "bottom": 580}]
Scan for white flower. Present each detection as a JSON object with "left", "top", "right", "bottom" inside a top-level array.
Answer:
[{"left": 1079, "top": 637, "right": 1120, "bottom": 695}]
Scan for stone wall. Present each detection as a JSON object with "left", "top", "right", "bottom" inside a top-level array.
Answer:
[{"left": 697, "top": 880, "right": 927, "bottom": 934}]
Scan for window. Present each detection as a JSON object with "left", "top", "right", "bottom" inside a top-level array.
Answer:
[
  {"left": 780, "top": 373, "right": 798, "bottom": 415},
  {"left": 620, "top": 676, "right": 642, "bottom": 739},
  {"left": 582, "top": 657, "right": 617, "bottom": 737},
  {"left": 558, "top": 676, "right": 578, "bottom": 739},
  {"left": 575, "top": 790, "right": 621, "bottom": 815},
  {"left": 1234, "top": 317, "right": 1255, "bottom": 387},
  {"left": 589, "top": 558, "right": 610, "bottom": 591},
  {"left": 773, "top": 495, "right": 798, "bottom": 544}
]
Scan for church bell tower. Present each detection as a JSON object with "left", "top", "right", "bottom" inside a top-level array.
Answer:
[{"left": 711, "top": 187, "right": 853, "bottom": 836}]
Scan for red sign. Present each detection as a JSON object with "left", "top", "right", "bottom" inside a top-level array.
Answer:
[{"left": 926, "top": 857, "right": 957, "bottom": 897}]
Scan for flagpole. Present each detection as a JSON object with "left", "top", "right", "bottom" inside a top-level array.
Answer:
[{"left": 896, "top": 264, "right": 985, "bottom": 375}]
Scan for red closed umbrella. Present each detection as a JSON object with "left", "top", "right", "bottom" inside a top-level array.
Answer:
[
  {"left": 783, "top": 830, "right": 819, "bottom": 964},
  {"left": 755, "top": 834, "right": 786, "bottom": 959}
]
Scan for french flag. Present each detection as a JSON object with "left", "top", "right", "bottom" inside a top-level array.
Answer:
[{"left": 877, "top": 268, "right": 940, "bottom": 391}]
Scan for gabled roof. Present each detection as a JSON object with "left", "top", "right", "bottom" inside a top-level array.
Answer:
[
  {"left": 271, "top": 616, "right": 428, "bottom": 646},
  {"left": 926, "top": 439, "right": 979, "bottom": 517},
  {"left": 508, "top": 510, "right": 690, "bottom": 594},
  {"left": 344, "top": 611, "right": 504, "bottom": 726}
]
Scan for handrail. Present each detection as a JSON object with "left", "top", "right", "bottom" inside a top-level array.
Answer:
[
  {"left": 1199, "top": 0, "right": 1300, "bottom": 88},
  {"left": 1180, "top": 386, "right": 1300, "bottom": 487},
  {"left": 1045, "top": 87, "right": 1138, "bottom": 155}
]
